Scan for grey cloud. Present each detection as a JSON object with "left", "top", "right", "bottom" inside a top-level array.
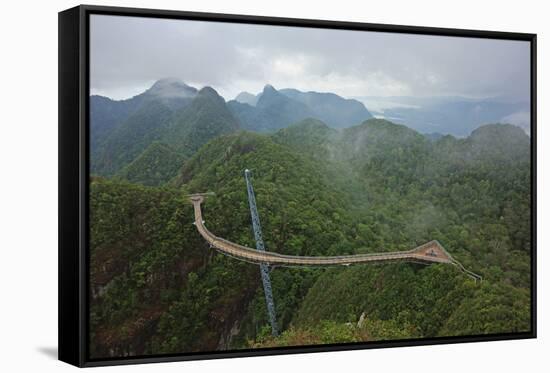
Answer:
[{"left": 90, "top": 14, "right": 530, "bottom": 102}]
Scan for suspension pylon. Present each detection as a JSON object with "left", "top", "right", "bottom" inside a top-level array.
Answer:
[{"left": 244, "top": 169, "right": 279, "bottom": 336}]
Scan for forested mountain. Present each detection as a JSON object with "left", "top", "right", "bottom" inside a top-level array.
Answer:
[
  {"left": 89, "top": 116, "right": 531, "bottom": 357},
  {"left": 91, "top": 79, "right": 528, "bottom": 189},
  {"left": 228, "top": 85, "right": 315, "bottom": 132},
  {"left": 230, "top": 85, "right": 373, "bottom": 131},
  {"left": 264, "top": 120, "right": 530, "bottom": 345},
  {"left": 93, "top": 99, "right": 176, "bottom": 175},
  {"left": 90, "top": 94, "right": 146, "bottom": 157},
  {"left": 162, "top": 87, "right": 240, "bottom": 155},
  {"left": 90, "top": 80, "right": 239, "bottom": 179},
  {"left": 90, "top": 78, "right": 198, "bottom": 156},
  {"left": 279, "top": 88, "right": 373, "bottom": 128},
  {"left": 90, "top": 131, "right": 351, "bottom": 356},
  {"left": 144, "top": 77, "right": 199, "bottom": 109},
  {"left": 234, "top": 91, "right": 259, "bottom": 106},
  {"left": 116, "top": 142, "right": 185, "bottom": 186},
  {"left": 271, "top": 118, "right": 337, "bottom": 161}
]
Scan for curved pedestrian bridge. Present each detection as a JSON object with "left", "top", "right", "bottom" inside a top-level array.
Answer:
[{"left": 189, "top": 194, "right": 481, "bottom": 280}]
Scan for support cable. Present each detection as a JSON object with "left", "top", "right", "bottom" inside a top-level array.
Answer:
[{"left": 244, "top": 169, "right": 279, "bottom": 336}]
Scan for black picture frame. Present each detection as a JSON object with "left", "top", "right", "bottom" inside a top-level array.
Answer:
[{"left": 59, "top": 4, "right": 537, "bottom": 368}]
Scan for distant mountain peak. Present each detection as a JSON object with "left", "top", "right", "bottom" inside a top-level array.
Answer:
[
  {"left": 263, "top": 84, "right": 277, "bottom": 94},
  {"left": 153, "top": 77, "right": 184, "bottom": 85},
  {"left": 235, "top": 91, "right": 258, "bottom": 106},
  {"left": 278, "top": 88, "right": 373, "bottom": 128},
  {"left": 470, "top": 123, "right": 529, "bottom": 141},
  {"left": 197, "top": 86, "right": 225, "bottom": 103},
  {"left": 147, "top": 78, "right": 197, "bottom": 99}
]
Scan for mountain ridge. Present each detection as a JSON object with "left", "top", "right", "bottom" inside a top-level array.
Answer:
[
  {"left": 230, "top": 85, "right": 373, "bottom": 130},
  {"left": 91, "top": 79, "right": 529, "bottom": 186},
  {"left": 91, "top": 80, "right": 239, "bottom": 177},
  {"left": 90, "top": 112, "right": 531, "bottom": 357}
]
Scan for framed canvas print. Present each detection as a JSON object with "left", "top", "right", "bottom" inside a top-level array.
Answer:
[{"left": 58, "top": 4, "right": 537, "bottom": 367}]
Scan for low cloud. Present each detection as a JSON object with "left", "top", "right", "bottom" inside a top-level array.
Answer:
[
  {"left": 501, "top": 111, "right": 531, "bottom": 134},
  {"left": 90, "top": 15, "right": 531, "bottom": 103}
]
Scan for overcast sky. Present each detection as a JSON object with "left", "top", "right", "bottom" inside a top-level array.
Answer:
[{"left": 90, "top": 14, "right": 530, "bottom": 102}]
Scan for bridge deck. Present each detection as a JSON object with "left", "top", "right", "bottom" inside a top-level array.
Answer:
[{"left": 190, "top": 195, "right": 456, "bottom": 267}]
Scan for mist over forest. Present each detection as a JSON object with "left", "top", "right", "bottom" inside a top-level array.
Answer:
[{"left": 88, "top": 78, "right": 531, "bottom": 358}]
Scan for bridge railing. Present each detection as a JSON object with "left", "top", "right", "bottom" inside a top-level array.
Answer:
[
  {"left": 192, "top": 199, "right": 481, "bottom": 275},
  {"left": 197, "top": 219, "right": 450, "bottom": 264}
]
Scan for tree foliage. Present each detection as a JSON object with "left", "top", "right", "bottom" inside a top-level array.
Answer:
[{"left": 89, "top": 118, "right": 531, "bottom": 356}]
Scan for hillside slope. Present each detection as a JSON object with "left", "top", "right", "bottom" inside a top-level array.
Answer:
[
  {"left": 116, "top": 142, "right": 185, "bottom": 186},
  {"left": 91, "top": 80, "right": 239, "bottom": 178},
  {"left": 90, "top": 118, "right": 531, "bottom": 355}
]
